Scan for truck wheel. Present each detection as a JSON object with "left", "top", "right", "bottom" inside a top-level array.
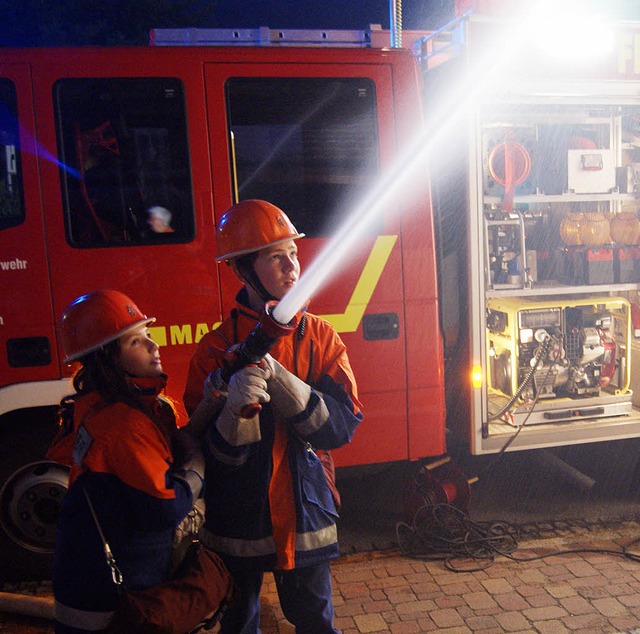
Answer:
[
  {"left": 0, "top": 461, "right": 69, "bottom": 551},
  {"left": 0, "top": 409, "right": 67, "bottom": 581}
]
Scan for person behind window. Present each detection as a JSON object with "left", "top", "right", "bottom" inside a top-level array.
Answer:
[
  {"left": 48, "top": 289, "right": 205, "bottom": 633},
  {"left": 184, "top": 199, "right": 363, "bottom": 634},
  {"left": 147, "top": 205, "right": 175, "bottom": 234}
]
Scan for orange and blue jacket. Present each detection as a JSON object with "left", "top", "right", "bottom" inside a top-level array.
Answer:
[
  {"left": 184, "top": 291, "right": 362, "bottom": 572},
  {"left": 49, "top": 377, "right": 200, "bottom": 619}
]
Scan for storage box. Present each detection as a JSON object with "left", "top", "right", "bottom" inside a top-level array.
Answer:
[
  {"left": 560, "top": 247, "right": 614, "bottom": 285},
  {"left": 615, "top": 246, "right": 640, "bottom": 283},
  {"left": 567, "top": 149, "right": 616, "bottom": 194}
]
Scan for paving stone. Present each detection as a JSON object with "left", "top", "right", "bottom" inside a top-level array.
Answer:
[
  {"left": 493, "top": 591, "right": 531, "bottom": 611},
  {"left": 480, "top": 578, "right": 513, "bottom": 594},
  {"left": 493, "top": 610, "right": 531, "bottom": 632},
  {"left": 558, "top": 594, "right": 596, "bottom": 616},
  {"left": 591, "top": 596, "right": 629, "bottom": 617},
  {"left": 429, "top": 607, "right": 466, "bottom": 628},
  {"left": 354, "top": 613, "right": 389, "bottom": 632},
  {"left": 463, "top": 591, "right": 500, "bottom": 611},
  {"left": 522, "top": 605, "right": 569, "bottom": 621}
]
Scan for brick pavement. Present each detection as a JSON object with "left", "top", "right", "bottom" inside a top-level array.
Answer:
[
  {"left": 3, "top": 520, "right": 640, "bottom": 633},
  {"left": 257, "top": 519, "right": 640, "bottom": 634}
]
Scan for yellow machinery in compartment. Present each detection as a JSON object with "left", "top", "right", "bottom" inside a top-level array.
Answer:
[{"left": 486, "top": 296, "right": 632, "bottom": 426}]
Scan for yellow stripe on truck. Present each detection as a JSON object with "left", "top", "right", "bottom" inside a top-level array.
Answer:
[
  {"left": 148, "top": 235, "right": 398, "bottom": 345},
  {"left": 318, "top": 235, "right": 397, "bottom": 332}
]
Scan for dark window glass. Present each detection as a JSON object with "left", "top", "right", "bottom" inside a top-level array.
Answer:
[
  {"left": 0, "top": 79, "right": 24, "bottom": 230},
  {"left": 55, "top": 78, "right": 194, "bottom": 247},
  {"left": 226, "top": 77, "right": 380, "bottom": 237}
]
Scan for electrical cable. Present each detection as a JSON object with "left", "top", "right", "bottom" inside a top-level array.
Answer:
[
  {"left": 477, "top": 334, "right": 561, "bottom": 476},
  {"left": 396, "top": 500, "right": 640, "bottom": 573},
  {"left": 405, "top": 333, "right": 640, "bottom": 573},
  {"left": 488, "top": 334, "right": 553, "bottom": 421}
]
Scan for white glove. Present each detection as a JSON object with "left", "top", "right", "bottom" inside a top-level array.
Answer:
[
  {"left": 215, "top": 364, "right": 271, "bottom": 447},
  {"left": 226, "top": 364, "right": 271, "bottom": 416},
  {"left": 262, "top": 354, "right": 315, "bottom": 419}
]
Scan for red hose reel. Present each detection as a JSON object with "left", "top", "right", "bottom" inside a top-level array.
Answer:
[
  {"left": 488, "top": 140, "right": 531, "bottom": 211},
  {"left": 404, "top": 457, "right": 478, "bottom": 520}
]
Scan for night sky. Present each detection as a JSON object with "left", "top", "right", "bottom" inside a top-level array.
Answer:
[
  {"left": 203, "top": 0, "right": 640, "bottom": 32},
  {"left": 2, "top": 1, "right": 640, "bottom": 47},
  {"left": 209, "top": 0, "right": 456, "bottom": 31}
]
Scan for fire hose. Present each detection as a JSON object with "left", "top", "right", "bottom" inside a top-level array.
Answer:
[{"left": 0, "top": 591, "right": 54, "bottom": 620}]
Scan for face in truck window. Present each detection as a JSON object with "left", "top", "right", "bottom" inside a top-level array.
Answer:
[
  {"left": 226, "top": 77, "right": 381, "bottom": 237},
  {"left": 0, "top": 78, "right": 24, "bottom": 231},
  {"left": 54, "top": 77, "right": 195, "bottom": 248}
]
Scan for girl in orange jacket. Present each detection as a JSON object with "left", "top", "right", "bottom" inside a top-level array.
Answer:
[{"left": 49, "top": 290, "right": 205, "bottom": 634}]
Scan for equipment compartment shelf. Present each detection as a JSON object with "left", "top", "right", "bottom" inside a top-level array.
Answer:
[
  {"left": 484, "top": 193, "right": 639, "bottom": 205},
  {"left": 486, "top": 282, "right": 639, "bottom": 299}
]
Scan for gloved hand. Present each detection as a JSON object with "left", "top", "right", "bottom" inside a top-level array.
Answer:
[
  {"left": 261, "top": 354, "right": 325, "bottom": 420},
  {"left": 172, "top": 429, "right": 205, "bottom": 499},
  {"left": 215, "top": 364, "right": 271, "bottom": 446},
  {"left": 226, "top": 364, "right": 271, "bottom": 416},
  {"left": 187, "top": 390, "right": 225, "bottom": 438}
]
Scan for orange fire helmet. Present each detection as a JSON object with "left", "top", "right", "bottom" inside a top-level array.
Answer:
[
  {"left": 59, "top": 289, "right": 155, "bottom": 363},
  {"left": 215, "top": 199, "right": 304, "bottom": 262}
]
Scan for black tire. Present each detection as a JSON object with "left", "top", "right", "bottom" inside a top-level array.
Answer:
[{"left": 0, "top": 407, "right": 68, "bottom": 582}]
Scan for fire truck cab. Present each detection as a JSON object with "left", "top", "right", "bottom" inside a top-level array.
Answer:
[{"left": 0, "top": 28, "right": 445, "bottom": 578}]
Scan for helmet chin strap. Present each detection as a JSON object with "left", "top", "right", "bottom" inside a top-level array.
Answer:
[{"left": 235, "top": 258, "right": 277, "bottom": 306}]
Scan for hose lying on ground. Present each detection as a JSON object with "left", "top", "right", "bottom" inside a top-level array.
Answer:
[
  {"left": 396, "top": 502, "right": 640, "bottom": 572},
  {"left": 0, "top": 591, "right": 54, "bottom": 620}
]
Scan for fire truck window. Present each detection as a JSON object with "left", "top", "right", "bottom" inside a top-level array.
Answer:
[
  {"left": 54, "top": 78, "right": 194, "bottom": 247},
  {"left": 226, "top": 77, "right": 380, "bottom": 237},
  {"left": 0, "top": 79, "right": 24, "bottom": 231}
]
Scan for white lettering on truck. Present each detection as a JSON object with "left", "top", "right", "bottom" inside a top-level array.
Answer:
[{"left": 0, "top": 259, "right": 27, "bottom": 270}]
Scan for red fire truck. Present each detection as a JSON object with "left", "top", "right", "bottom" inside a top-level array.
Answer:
[
  {"left": 0, "top": 26, "right": 445, "bottom": 578},
  {"left": 3, "top": 3, "right": 640, "bottom": 579}
]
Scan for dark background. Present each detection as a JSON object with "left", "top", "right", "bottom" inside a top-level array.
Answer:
[
  {"left": 3, "top": 0, "right": 640, "bottom": 48},
  {"left": 0, "top": 0, "right": 451, "bottom": 47}
]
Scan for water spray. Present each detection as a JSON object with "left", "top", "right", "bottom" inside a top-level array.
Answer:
[
  {"left": 272, "top": 129, "right": 431, "bottom": 325},
  {"left": 225, "top": 3, "right": 550, "bottom": 394}
]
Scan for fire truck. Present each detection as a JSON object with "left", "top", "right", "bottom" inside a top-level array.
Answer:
[
  {"left": 2, "top": 1, "right": 640, "bottom": 579},
  {"left": 0, "top": 23, "right": 445, "bottom": 579}
]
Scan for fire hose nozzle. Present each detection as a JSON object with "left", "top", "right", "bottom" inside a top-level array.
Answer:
[
  {"left": 222, "top": 301, "right": 300, "bottom": 417},
  {"left": 261, "top": 300, "right": 301, "bottom": 336}
]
